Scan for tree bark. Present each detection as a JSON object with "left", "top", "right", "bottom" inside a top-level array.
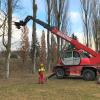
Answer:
[
  {"left": 5, "top": 0, "right": 12, "bottom": 78},
  {"left": 46, "top": 0, "right": 51, "bottom": 71},
  {"left": 32, "top": 0, "right": 37, "bottom": 73}
]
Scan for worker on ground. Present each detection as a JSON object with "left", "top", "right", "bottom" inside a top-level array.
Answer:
[{"left": 38, "top": 63, "right": 46, "bottom": 84}]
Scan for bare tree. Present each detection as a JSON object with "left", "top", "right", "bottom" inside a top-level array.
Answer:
[
  {"left": 20, "top": 25, "right": 29, "bottom": 63},
  {"left": 0, "top": 0, "right": 22, "bottom": 78},
  {"left": 51, "top": 0, "right": 69, "bottom": 57},
  {"left": 46, "top": 0, "right": 52, "bottom": 71},
  {"left": 40, "top": 30, "right": 46, "bottom": 67},
  {"left": 80, "top": 0, "right": 93, "bottom": 47},
  {"left": 92, "top": 0, "right": 100, "bottom": 51},
  {"left": 5, "top": 0, "right": 12, "bottom": 79},
  {"left": 50, "top": 34, "right": 57, "bottom": 70},
  {"left": 80, "top": 0, "right": 100, "bottom": 51},
  {"left": 31, "top": 0, "right": 37, "bottom": 73},
  {"left": 45, "top": 0, "right": 69, "bottom": 69}
]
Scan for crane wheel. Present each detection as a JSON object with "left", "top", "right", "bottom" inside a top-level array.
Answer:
[
  {"left": 82, "top": 69, "right": 96, "bottom": 81},
  {"left": 55, "top": 68, "right": 65, "bottom": 79}
]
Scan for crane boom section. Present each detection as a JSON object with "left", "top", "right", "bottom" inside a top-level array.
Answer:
[{"left": 15, "top": 16, "right": 98, "bottom": 57}]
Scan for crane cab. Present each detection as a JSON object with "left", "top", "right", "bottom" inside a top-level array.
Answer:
[
  {"left": 61, "top": 50, "right": 91, "bottom": 66},
  {"left": 61, "top": 50, "right": 80, "bottom": 65}
]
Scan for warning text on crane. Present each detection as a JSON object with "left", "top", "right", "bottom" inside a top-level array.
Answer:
[{"left": 56, "top": 32, "right": 72, "bottom": 42}]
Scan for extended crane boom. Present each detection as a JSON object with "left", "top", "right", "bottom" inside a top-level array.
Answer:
[
  {"left": 15, "top": 16, "right": 100, "bottom": 65},
  {"left": 15, "top": 16, "right": 53, "bottom": 30}
]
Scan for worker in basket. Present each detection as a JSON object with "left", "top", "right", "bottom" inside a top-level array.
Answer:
[{"left": 38, "top": 63, "right": 46, "bottom": 84}]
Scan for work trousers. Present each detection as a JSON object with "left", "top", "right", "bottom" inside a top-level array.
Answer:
[{"left": 38, "top": 72, "right": 45, "bottom": 84}]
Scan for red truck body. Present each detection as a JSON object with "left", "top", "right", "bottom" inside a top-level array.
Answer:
[
  {"left": 54, "top": 50, "right": 100, "bottom": 78},
  {"left": 51, "top": 28, "right": 100, "bottom": 80},
  {"left": 15, "top": 16, "right": 100, "bottom": 80}
]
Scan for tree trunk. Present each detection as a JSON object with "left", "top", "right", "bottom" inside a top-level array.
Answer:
[
  {"left": 32, "top": 0, "right": 37, "bottom": 73},
  {"left": 47, "top": 0, "right": 51, "bottom": 71},
  {"left": 5, "top": 0, "right": 12, "bottom": 78},
  {"left": 47, "top": 30, "right": 50, "bottom": 71},
  {"left": 33, "top": 48, "right": 36, "bottom": 72},
  {"left": 5, "top": 51, "right": 11, "bottom": 79}
]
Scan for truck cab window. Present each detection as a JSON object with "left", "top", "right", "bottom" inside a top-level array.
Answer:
[
  {"left": 80, "top": 52, "right": 90, "bottom": 58},
  {"left": 64, "top": 51, "right": 72, "bottom": 58},
  {"left": 73, "top": 51, "right": 80, "bottom": 58}
]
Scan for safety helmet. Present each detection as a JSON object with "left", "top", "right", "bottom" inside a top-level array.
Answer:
[{"left": 40, "top": 63, "right": 44, "bottom": 67}]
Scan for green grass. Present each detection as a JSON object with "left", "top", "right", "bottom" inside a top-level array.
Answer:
[{"left": 0, "top": 76, "right": 100, "bottom": 100}]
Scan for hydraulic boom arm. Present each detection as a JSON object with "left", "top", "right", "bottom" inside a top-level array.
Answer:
[
  {"left": 15, "top": 16, "right": 53, "bottom": 31},
  {"left": 15, "top": 16, "right": 99, "bottom": 58}
]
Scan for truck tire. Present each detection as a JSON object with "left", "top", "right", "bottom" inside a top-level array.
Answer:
[
  {"left": 55, "top": 68, "right": 65, "bottom": 79},
  {"left": 82, "top": 69, "right": 96, "bottom": 81}
]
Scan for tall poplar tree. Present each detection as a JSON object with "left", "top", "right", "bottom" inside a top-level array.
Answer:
[
  {"left": 31, "top": 0, "right": 37, "bottom": 73},
  {"left": 40, "top": 30, "right": 46, "bottom": 67}
]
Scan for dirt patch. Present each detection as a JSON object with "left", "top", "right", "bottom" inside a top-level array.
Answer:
[{"left": 93, "top": 94, "right": 100, "bottom": 98}]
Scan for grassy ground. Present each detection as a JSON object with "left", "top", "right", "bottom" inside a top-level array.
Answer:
[
  {"left": 0, "top": 58, "right": 100, "bottom": 100},
  {"left": 0, "top": 74, "right": 100, "bottom": 100}
]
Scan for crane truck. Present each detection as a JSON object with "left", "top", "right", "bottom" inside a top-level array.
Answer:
[{"left": 15, "top": 16, "right": 100, "bottom": 81}]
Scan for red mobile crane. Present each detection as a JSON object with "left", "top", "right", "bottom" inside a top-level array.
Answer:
[{"left": 15, "top": 16, "right": 100, "bottom": 81}]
